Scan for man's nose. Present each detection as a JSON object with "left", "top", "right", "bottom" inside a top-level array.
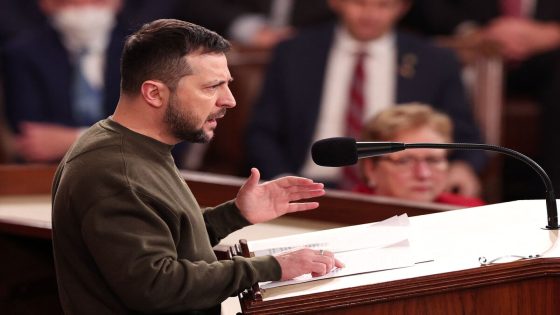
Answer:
[{"left": 218, "top": 86, "right": 236, "bottom": 108}]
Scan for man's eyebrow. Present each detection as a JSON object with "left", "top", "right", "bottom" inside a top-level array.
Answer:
[{"left": 208, "top": 78, "right": 234, "bottom": 86}]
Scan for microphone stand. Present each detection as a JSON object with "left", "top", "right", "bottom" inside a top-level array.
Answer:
[
  {"left": 315, "top": 137, "right": 559, "bottom": 229},
  {"left": 393, "top": 143, "right": 559, "bottom": 230},
  {"left": 355, "top": 139, "right": 560, "bottom": 266}
]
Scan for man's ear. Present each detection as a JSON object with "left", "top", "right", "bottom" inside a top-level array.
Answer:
[{"left": 140, "top": 80, "right": 168, "bottom": 108}]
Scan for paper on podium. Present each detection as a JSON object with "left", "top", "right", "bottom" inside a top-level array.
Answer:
[{"left": 248, "top": 214, "right": 423, "bottom": 289}]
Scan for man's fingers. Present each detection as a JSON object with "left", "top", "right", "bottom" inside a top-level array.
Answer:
[
  {"left": 310, "top": 254, "right": 337, "bottom": 277},
  {"left": 276, "top": 249, "right": 343, "bottom": 280},
  {"left": 335, "top": 258, "right": 345, "bottom": 268},
  {"left": 289, "top": 189, "right": 325, "bottom": 201},
  {"left": 276, "top": 176, "right": 319, "bottom": 188},
  {"left": 284, "top": 182, "right": 325, "bottom": 193},
  {"left": 243, "top": 168, "right": 261, "bottom": 189},
  {"left": 310, "top": 262, "right": 328, "bottom": 276},
  {"left": 286, "top": 202, "right": 320, "bottom": 213}
]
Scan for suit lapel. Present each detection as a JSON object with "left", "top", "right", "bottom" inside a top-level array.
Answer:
[
  {"left": 296, "top": 24, "right": 335, "bottom": 123},
  {"left": 292, "top": 24, "right": 336, "bottom": 158},
  {"left": 395, "top": 32, "right": 419, "bottom": 104}
]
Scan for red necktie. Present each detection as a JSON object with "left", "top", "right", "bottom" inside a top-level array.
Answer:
[
  {"left": 341, "top": 52, "right": 367, "bottom": 190},
  {"left": 501, "top": 0, "right": 522, "bottom": 17}
]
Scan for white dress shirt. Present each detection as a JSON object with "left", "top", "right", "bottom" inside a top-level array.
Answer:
[{"left": 300, "top": 25, "right": 397, "bottom": 181}]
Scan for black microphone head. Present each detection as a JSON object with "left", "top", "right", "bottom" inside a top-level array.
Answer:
[{"left": 311, "top": 137, "right": 358, "bottom": 167}]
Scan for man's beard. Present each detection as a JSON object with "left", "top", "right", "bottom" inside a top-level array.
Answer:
[{"left": 164, "top": 93, "right": 225, "bottom": 143}]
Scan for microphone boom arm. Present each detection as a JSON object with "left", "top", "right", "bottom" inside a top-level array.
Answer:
[
  {"left": 403, "top": 142, "right": 559, "bottom": 230},
  {"left": 313, "top": 137, "right": 558, "bottom": 229}
]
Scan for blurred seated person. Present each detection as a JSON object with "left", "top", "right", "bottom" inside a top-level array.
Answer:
[
  {"left": 119, "top": 0, "right": 184, "bottom": 30},
  {"left": 1, "top": 0, "right": 126, "bottom": 163},
  {"left": 402, "top": 0, "right": 560, "bottom": 62},
  {"left": 245, "top": 0, "right": 485, "bottom": 197},
  {"left": 0, "top": 0, "right": 45, "bottom": 47},
  {"left": 181, "top": 0, "right": 335, "bottom": 48},
  {"left": 0, "top": 0, "right": 182, "bottom": 48},
  {"left": 401, "top": 0, "right": 560, "bottom": 196},
  {"left": 356, "top": 104, "right": 485, "bottom": 206}
]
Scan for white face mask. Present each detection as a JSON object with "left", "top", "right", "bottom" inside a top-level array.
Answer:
[{"left": 51, "top": 6, "right": 116, "bottom": 54}]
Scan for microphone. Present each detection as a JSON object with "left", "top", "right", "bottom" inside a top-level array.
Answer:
[{"left": 311, "top": 137, "right": 559, "bottom": 230}]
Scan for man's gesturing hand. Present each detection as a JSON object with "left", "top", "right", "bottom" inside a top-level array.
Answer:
[
  {"left": 235, "top": 168, "right": 325, "bottom": 224},
  {"left": 274, "top": 248, "right": 345, "bottom": 281}
]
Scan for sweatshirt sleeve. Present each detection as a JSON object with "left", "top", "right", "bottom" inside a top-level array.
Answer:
[
  {"left": 202, "top": 200, "right": 252, "bottom": 246},
  {"left": 81, "top": 189, "right": 281, "bottom": 313}
]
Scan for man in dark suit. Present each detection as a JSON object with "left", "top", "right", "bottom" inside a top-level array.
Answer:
[
  {"left": 0, "top": 0, "right": 45, "bottom": 46},
  {"left": 245, "top": 0, "right": 485, "bottom": 196},
  {"left": 403, "top": 0, "right": 560, "bottom": 197}
]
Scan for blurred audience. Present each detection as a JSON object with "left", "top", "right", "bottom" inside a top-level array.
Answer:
[
  {"left": 403, "top": 0, "right": 560, "bottom": 57},
  {"left": 0, "top": 0, "right": 45, "bottom": 47},
  {"left": 403, "top": 0, "right": 560, "bottom": 197},
  {"left": 180, "top": 0, "right": 335, "bottom": 48},
  {"left": 245, "top": 0, "right": 485, "bottom": 196},
  {"left": 0, "top": 0, "right": 182, "bottom": 48},
  {"left": 356, "top": 104, "right": 485, "bottom": 206},
  {"left": 0, "top": 0, "right": 45, "bottom": 162},
  {"left": 120, "top": 0, "right": 183, "bottom": 31},
  {"left": 0, "top": 0, "right": 184, "bottom": 164},
  {"left": 1, "top": 0, "right": 126, "bottom": 163}
]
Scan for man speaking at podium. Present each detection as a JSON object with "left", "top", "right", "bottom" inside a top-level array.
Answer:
[{"left": 51, "top": 19, "right": 341, "bottom": 314}]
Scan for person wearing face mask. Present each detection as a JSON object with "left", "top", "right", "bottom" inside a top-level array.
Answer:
[
  {"left": 0, "top": 0, "right": 126, "bottom": 163},
  {"left": 355, "top": 104, "right": 485, "bottom": 207}
]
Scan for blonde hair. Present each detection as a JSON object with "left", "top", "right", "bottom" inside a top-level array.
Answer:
[{"left": 361, "top": 103, "right": 453, "bottom": 142}]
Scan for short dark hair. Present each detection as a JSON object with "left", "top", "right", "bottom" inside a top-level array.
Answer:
[{"left": 120, "top": 19, "right": 231, "bottom": 94}]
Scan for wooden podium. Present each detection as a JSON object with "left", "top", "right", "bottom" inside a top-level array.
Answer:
[
  {"left": 234, "top": 200, "right": 560, "bottom": 314},
  {"left": 235, "top": 257, "right": 560, "bottom": 314},
  {"left": 2, "top": 165, "right": 558, "bottom": 314}
]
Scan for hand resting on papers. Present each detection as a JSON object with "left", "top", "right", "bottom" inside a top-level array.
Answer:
[{"left": 274, "top": 248, "right": 345, "bottom": 281}]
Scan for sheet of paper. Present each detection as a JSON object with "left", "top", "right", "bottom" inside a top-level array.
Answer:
[
  {"left": 250, "top": 214, "right": 410, "bottom": 256},
  {"left": 260, "top": 241, "right": 415, "bottom": 290},
  {"left": 248, "top": 214, "right": 421, "bottom": 289}
]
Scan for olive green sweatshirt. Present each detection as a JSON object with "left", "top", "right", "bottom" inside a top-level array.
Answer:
[{"left": 51, "top": 119, "right": 280, "bottom": 314}]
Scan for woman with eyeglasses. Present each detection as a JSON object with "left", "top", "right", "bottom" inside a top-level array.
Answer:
[{"left": 355, "top": 103, "right": 485, "bottom": 207}]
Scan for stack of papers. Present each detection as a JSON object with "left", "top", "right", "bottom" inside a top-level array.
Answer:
[{"left": 248, "top": 214, "right": 425, "bottom": 289}]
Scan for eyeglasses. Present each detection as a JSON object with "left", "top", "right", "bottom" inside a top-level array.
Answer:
[{"left": 378, "top": 155, "right": 448, "bottom": 171}]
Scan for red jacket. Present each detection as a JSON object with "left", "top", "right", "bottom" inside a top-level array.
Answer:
[{"left": 353, "top": 184, "right": 486, "bottom": 207}]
